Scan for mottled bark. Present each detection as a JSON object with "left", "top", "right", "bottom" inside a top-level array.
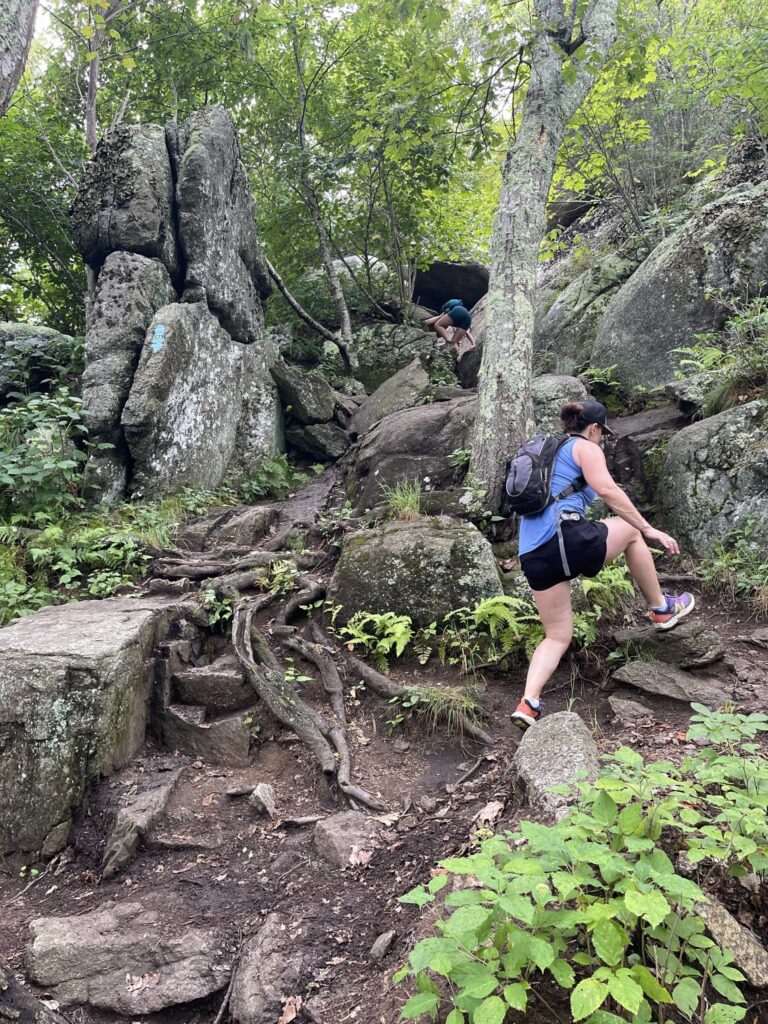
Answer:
[
  {"left": 0, "top": 0, "right": 38, "bottom": 117},
  {"left": 469, "top": 0, "right": 619, "bottom": 508}
]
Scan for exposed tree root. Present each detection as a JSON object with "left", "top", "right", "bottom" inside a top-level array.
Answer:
[
  {"left": 274, "top": 577, "right": 326, "bottom": 626},
  {"left": 310, "top": 625, "right": 494, "bottom": 746},
  {"left": 233, "top": 600, "right": 387, "bottom": 812}
]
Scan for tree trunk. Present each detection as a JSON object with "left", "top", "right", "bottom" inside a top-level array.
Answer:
[
  {"left": 468, "top": 0, "right": 620, "bottom": 508},
  {"left": 0, "top": 0, "right": 38, "bottom": 117}
]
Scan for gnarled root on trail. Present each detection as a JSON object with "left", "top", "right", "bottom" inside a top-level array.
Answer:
[
  {"left": 274, "top": 577, "right": 326, "bottom": 627},
  {"left": 232, "top": 599, "right": 387, "bottom": 812},
  {"left": 309, "top": 624, "right": 494, "bottom": 747}
]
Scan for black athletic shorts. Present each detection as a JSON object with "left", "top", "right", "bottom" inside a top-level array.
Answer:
[
  {"left": 520, "top": 518, "right": 609, "bottom": 592},
  {"left": 448, "top": 306, "right": 472, "bottom": 330}
]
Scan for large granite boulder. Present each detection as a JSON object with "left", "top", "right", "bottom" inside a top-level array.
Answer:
[
  {"left": 175, "top": 106, "right": 271, "bottom": 345},
  {"left": 346, "top": 396, "right": 476, "bottom": 510},
  {"left": 592, "top": 181, "right": 768, "bottom": 388},
  {"left": 657, "top": 399, "right": 768, "bottom": 556},
  {"left": 270, "top": 358, "right": 335, "bottom": 424},
  {"left": 531, "top": 374, "right": 589, "bottom": 432},
  {"left": 69, "top": 124, "right": 179, "bottom": 277},
  {"left": 122, "top": 302, "right": 279, "bottom": 498},
  {"left": 349, "top": 357, "right": 430, "bottom": 437},
  {"left": 82, "top": 252, "right": 177, "bottom": 502},
  {"left": 27, "top": 901, "right": 230, "bottom": 1013},
  {"left": 285, "top": 421, "right": 348, "bottom": 461},
  {"left": 0, "top": 596, "right": 190, "bottom": 856},
  {"left": 535, "top": 254, "right": 637, "bottom": 375},
  {"left": 328, "top": 517, "right": 502, "bottom": 626},
  {"left": 0, "top": 322, "right": 80, "bottom": 402},
  {"left": 350, "top": 323, "right": 455, "bottom": 391}
]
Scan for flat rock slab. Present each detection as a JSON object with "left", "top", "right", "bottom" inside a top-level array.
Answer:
[
  {"left": 285, "top": 421, "right": 349, "bottom": 460},
  {"left": 27, "top": 901, "right": 230, "bottom": 1013},
  {"left": 313, "top": 811, "right": 383, "bottom": 867},
  {"left": 611, "top": 619, "right": 724, "bottom": 668},
  {"left": 230, "top": 914, "right": 305, "bottom": 1024},
  {"left": 611, "top": 661, "right": 732, "bottom": 707},
  {"left": 608, "top": 694, "right": 655, "bottom": 724},
  {"left": 162, "top": 705, "right": 252, "bottom": 766},
  {"left": 102, "top": 768, "right": 185, "bottom": 878},
  {"left": 270, "top": 359, "right": 335, "bottom": 424},
  {"left": 0, "top": 595, "right": 189, "bottom": 856},
  {"left": 173, "top": 655, "right": 251, "bottom": 714},
  {"left": 512, "top": 712, "right": 599, "bottom": 818},
  {"left": 696, "top": 897, "right": 768, "bottom": 988}
]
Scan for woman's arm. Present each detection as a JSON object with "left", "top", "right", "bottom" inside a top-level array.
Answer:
[{"left": 573, "top": 440, "right": 680, "bottom": 554}]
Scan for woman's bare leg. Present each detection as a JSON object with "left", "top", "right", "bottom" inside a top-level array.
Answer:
[
  {"left": 524, "top": 581, "right": 573, "bottom": 701},
  {"left": 422, "top": 314, "right": 441, "bottom": 326},
  {"left": 602, "top": 517, "right": 664, "bottom": 606},
  {"left": 451, "top": 327, "right": 467, "bottom": 352}
]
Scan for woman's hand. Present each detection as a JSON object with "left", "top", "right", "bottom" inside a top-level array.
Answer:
[{"left": 642, "top": 526, "right": 680, "bottom": 555}]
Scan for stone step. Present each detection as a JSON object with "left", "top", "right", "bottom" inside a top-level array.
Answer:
[
  {"left": 162, "top": 705, "right": 252, "bottom": 766},
  {"left": 172, "top": 653, "right": 252, "bottom": 714}
]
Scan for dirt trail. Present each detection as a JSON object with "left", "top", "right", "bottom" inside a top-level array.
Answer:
[{"left": 2, "top": 483, "right": 767, "bottom": 1024}]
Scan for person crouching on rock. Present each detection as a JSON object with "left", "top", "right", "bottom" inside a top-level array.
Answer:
[
  {"left": 423, "top": 299, "right": 476, "bottom": 355},
  {"left": 511, "top": 399, "right": 696, "bottom": 731}
]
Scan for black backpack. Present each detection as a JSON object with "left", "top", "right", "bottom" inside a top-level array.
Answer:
[{"left": 504, "top": 434, "right": 584, "bottom": 516}]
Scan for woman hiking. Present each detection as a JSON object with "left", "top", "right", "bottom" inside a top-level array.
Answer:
[
  {"left": 511, "top": 399, "right": 695, "bottom": 731},
  {"left": 423, "top": 298, "right": 476, "bottom": 354}
]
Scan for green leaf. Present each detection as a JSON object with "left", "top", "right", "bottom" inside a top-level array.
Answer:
[
  {"left": 592, "top": 791, "right": 618, "bottom": 825},
  {"left": 571, "top": 979, "right": 609, "bottom": 1021},
  {"left": 399, "top": 991, "right": 439, "bottom": 1020},
  {"left": 444, "top": 906, "right": 492, "bottom": 936},
  {"left": 617, "top": 802, "right": 644, "bottom": 834},
  {"left": 454, "top": 964, "right": 498, "bottom": 999},
  {"left": 623, "top": 889, "right": 671, "bottom": 927},
  {"left": 672, "top": 978, "right": 700, "bottom": 1019},
  {"left": 704, "top": 1006, "right": 747, "bottom": 1024},
  {"left": 473, "top": 995, "right": 506, "bottom": 1024},
  {"left": 503, "top": 983, "right": 527, "bottom": 1010},
  {"left": 630, "top": 964, "right": 672, "bottom": 1003},
  {"left": 710, "top": 973, "right": 746, "bottom": 1004},
  {"left": 527, "top": 935, "right": 555, "bottom": 971},
  {"left": 592, "top": 920, "right": 626, "bottom": 966},
  {"left": 446, "top": 1012, "right": 465, "bottom": 1024},
  {"left": 606, "top": 972, "right": 644, "bottom": 1014},
  {"left": 549, "top": 959, "right": 575, "bottom": 988}
]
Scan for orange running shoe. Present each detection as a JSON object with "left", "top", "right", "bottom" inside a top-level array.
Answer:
[
  {"left": 649, "top": 592, "right": 695, "bottom": 631},
  {"left": 511, "top": 697, "right": 541, "bottom": 731}
]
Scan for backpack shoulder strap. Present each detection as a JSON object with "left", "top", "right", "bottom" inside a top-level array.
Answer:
[{"left": 551, "top": 434, "right": 586, "bottom": 502}]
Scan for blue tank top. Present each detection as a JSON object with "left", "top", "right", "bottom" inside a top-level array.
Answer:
[{"left": 518, "top": 437, "right": 598, "bottom": 556}]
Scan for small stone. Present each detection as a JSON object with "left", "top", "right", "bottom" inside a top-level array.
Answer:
[
  {"left": 416, "top": 794, "right": 438, "bottom": 813},
  {"left": 369, "top": 931, "right": 396, "bottom": 961},
  {"left": 392, "top": 739, "right": 410, "bottom": 753},
  {"left": 248, "top": 784, "right": 277, "bottom": 817},
  {"left": 696, "top": 897, "right": 768, "bottom": 988},
  {"left": 512, "top": 712, "right": 599, "bottom": 819},
  {"left": 313, "top": 812, "right": 383, "bottom": 867},
  {"left": 608, "top": 695, "right": 653, "bottom": 724}
]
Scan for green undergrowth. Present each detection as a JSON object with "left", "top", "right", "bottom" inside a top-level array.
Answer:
[
  {"left": 395, "top": 705, "right": 768, "bottom": 1024},
  {"left": 324, "top": 561, "right": 635, "bottom": 678},
  {"left": 693, "top": 522, "right": 768, "bottom": 616}
]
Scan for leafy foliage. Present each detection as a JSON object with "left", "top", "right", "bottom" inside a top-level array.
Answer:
[
  {"left": 396, "top": 706, "right": 768, "bottom": 1023},
  {"left": 239, "top": 454, "right": 308, "bottom": 503},
  {"left": 694, "top": 521, "right": 768, "bottom": 615}
]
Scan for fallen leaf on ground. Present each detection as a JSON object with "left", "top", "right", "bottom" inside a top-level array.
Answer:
[
  {"left": 349, "top": 846, "right": 373, "bottom": 866},
  {"left": 473, "top": 800, "right": 504, "bottom": 827},
  {"left": 278, "top": 995, "right": 302, "bottom": 1023}
]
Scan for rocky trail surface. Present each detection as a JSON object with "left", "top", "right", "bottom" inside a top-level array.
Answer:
[{"left": 2, "top": 468, "right": 767, "bottom": 1024}]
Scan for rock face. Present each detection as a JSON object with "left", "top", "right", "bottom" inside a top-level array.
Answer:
[
  {"left": 285, "top": 421, "right": 349, "bottom": 461},
  {"left": 349, "top": 358, "right": 430, "bottom": 437},
  {"left": 657, "top": 399, "right": 768, "bottom": 556},
  {"left": 176, "top": 106, "right": 271, "bottom": 344},
  {"left": 0, "top": 322, "right": 79, "bottom": 401},
  {"left": 512, "top": 712, "right": 599, "bottom": 818},
  {"left": 26, "top": 901, "right": 230, "bottom": 1013},
  {"left": 328, "top": 517, "right": 502, "bottom": 626},
  {"left": 81, "top": 252, "right": 177, "bottom": 501},
  {"left": 230, "top": 914, "right": 305, "bottom": 1024},
  {"left": 70, "top": 124, "right": 179, "bottom": 277},
  {"left": 121, "top": 301, "right": 276, "bottom": 498},
  {"left": 531, "top": 374, "right": 589, "bottom": 432},
  {"left": 592, "top": 181, "right": 768, "bottom": 388},
  {"left": 0, "top": 596, "right": 189, "bottom": 856},
  {"left": 535, "top": 255, "right": 636, "bottom": 375},
  {"left": 346, "top": 396, "right": 475, "bottom": 510},
  {"left": 72, "top": 105, "right": 281, "bottom": 502}
]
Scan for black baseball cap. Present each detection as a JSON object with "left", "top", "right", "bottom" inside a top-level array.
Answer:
[{"left": 580, "top": 399, "right": 616, "bottom": 436}]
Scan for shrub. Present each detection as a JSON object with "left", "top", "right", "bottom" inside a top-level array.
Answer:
[
  {"left": 239, "top": 454, "right": 308, "bottom": 502},
  {"left": 694, "top": 521, "right": 768, "bottom": 615},
  {"left": 395, "top": 706, "right": 768, "bottom": 1024}
]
